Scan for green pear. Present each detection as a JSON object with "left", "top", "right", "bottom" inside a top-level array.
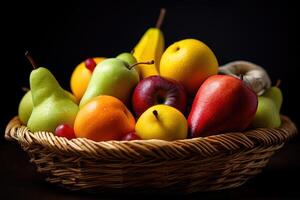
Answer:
[
  {"left": 27, "top": 67, "right": 79, "bottom": 132},
  {"left": 80, "top": 56, "right": 140, "bottom": 107},
  {"left": 18, "top": 90, "right": 77, "bottom": 126},
  {"left": 252, "top": 97, "right": 281, "bottom": 128},
  {"left": 263, "top": 86, "right": 282, "bottom": 110},
  {"left": 18, "top": 91, "right": 33, "bottom": 125},
  {"left": 116, "top": 52, "right": 137, "bottom": 66},
  {"left": 252, "top": 85, "right": 282, "bottom": 128}
]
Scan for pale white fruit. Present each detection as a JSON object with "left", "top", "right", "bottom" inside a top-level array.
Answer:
[{"left": 219, "top": 60, "right": 271, "bottom": 95}]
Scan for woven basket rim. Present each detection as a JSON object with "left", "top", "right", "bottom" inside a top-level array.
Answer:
[{"left": 5, "top": 115, "right": 297, "bottom": 160}]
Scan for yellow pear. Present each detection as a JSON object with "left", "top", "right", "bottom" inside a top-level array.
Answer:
[{"left": 133, "top": 9, "right": 166, "bottom": 79}]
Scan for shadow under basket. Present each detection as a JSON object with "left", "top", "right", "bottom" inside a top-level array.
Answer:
[{"left": 5, "top": 115, "right": 297, "bottom": 193}]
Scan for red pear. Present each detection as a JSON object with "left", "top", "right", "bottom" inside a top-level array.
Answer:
[{"left": 188, "top": 75, "right": 258, "bottom": 137}]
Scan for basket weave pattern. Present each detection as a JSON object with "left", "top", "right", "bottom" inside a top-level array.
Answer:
[{"left": 5, "top": 116, "right": 297, "bottom": 193}]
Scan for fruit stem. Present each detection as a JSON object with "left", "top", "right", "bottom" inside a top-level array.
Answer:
[
  {"left": 155, "top": 8, "right": 166, "bottom": 29},
  {"left": 239, "top": 74, "right": 244, "bottom": 81},
  {"left": 131, "top": 49, "right": 135, "bottom": 54},
  {"left": 153, "top": 110, "right": 159, "bottom": 120},
  {"left": 25, "top": 51, "right": 38, "bottom": 69},
  {"left": 276, "top": 79, "right": 281, "bottom": 87},
  {"left": 128, "top": 60, "right": 154, "bottom": 70}
]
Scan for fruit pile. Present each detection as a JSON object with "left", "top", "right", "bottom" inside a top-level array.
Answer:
[{"left": 18, "top": 9, "right": 283, "bottom": 142}]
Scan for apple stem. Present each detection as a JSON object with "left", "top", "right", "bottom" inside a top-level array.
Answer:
[
  {"left": 275, "top": 79, "right": 281, "bottom": 87},
  {"left": 25, "top": 51, "right": 38, "bottom": 69},
  {"left": 129, "top": 60, "right": 154, "bottom": 70},
  {"left": 131, "top": 49, "right": 135, "bottom": 54},
  {"left": 239, "top": 74, "right": 244, "bottom": 81},
  {"left": 155, "top": 8, "right": 166, "bottom": 29},
  {"left": 153, "top": 110, "right": 159, "bottom": 120}
]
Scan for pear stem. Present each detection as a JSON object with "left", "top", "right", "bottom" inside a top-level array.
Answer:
[
  {"left": 128, "top": 60, "right": 154, "bottom": 70},
  {"left": 153, "top": 110, "right": 159, "bottom": 120},
  {"left": 239, "top": 74, "right": 244, "bottom": 81},
  {"left": 155, "top": 8, "right": 166, "bottom": 29},
  {"left": 25, "top": 51, "right": 38, "bottom": 69},
  {"left": 276, "top": 79, "right": 281, "bottom": 87}
]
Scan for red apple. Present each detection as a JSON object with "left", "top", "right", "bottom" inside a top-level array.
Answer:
[
  {"left": 122, "top": 132, "right": 141, "bottom": 141},
  {"left": 188, "top": 75, "right": 258, "bottom": 137},
  {"left": 55, "top": 124, "right": 76, "bottom": 140},
  {"left": 132, "top": 75, "right": 187, "bottom": 117}
]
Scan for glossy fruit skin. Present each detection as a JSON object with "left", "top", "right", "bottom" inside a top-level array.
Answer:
[
  {"left": 188, "top": 75, "right": 258, "bottom": 137},
  {"left": 263, "top": 86, "right": 282, "bottom": 109},
  {"left": 132, "top": 75, "right": 187, "bottom": 117},
  {"left": 75, "top": 95, "right": 135, "bottom": 141},
  {"left": 18, "top": 91, "right": 33, "bottom": 125},
  {"left": 251, "top": 97, "right": 281, "bottom": 128},
  {"left": 55, "top": 124, "right": 76, "bottom": 140},
  {"left": 135, "top": 105, "right": 188, "bottom": 141},
  {"left": 160, "top": 39, "right": 218, "bottom": 94},
  {"left": 133, "top": 28, "right": 164, "bottom": 79},
  {"left": 251, "top": 86, "right": 282, "bottom": 128},
  {"left": 70, "top": 57, "right": 105, "bottom": 101},
  {"left": 122, "top": 132, "right": 141, "bottom": 141},
  {"left": 27, "top": 67, "right": 79, "bottom": 133},
  {"left": 84, "top": 58, "right": 97, "bottom": 71},
  {"left": 18, "top": 89, "right": 77, "bottom": 127},
  {"left": 116, "top": 53, "right": 137, "bottom": 66},
  {"left": 79, "top": 58, "right": 139, "bottom": 107}
]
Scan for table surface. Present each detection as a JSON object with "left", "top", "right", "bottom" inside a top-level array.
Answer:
[{"left": 1, "top": 139, "right": 299, "bottom": 200}]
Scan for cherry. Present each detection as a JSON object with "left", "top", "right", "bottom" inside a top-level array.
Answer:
[
  {"left": 55, "top": 124, "right": 76, "bottom": 140},
  {"left": 122, "top": 132, "right": 141, "bottom": 141},
  {"left": 84, "top": 58, "right": 97, "bottom": 72}
]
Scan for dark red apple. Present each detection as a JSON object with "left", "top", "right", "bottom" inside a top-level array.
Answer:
[
  {"left": 188, "top": 75, "right": 258, "bottom": 137},
  {"left": 132, "top": 75, "right": 187, "bottom": 117},
  {"left": 55, "top": 124, "right": 76, "bottom": 140}
]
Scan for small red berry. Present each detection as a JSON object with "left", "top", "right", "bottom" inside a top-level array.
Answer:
[
  {"left": 122, "top": 132, "right": 141, "bottom": 141},
  {"left": 55, "top": 124, "right": 76, "bottom": 140},
  {"left": 84, "top": 58, "right": 97, "bottom": 72}
]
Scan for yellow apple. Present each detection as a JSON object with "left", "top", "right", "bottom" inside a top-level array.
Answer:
[
  {"left": 159, "top": 39, "right": 218, "bottom": 94},
  {"left": 135, "top": 105, "right": 188, "bottom": 141}
]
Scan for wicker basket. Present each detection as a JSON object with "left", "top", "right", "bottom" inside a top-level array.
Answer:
[{"left": 5, "top": 115, "right": 297, "bottom": 193}]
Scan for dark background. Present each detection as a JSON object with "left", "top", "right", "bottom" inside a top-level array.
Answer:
[{"left": 1, "top": 0, "right": 299, "bottom": 199}]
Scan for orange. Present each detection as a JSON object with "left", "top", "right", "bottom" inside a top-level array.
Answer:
[
  {"left": 159, "top": 39, "right": 218, "bottom": 94},
  {"left": 70, "top": 57, "right": 105, "bottom": 101},
  {"left": 74, "top": 95, "right": 135, "bottom": 141}
]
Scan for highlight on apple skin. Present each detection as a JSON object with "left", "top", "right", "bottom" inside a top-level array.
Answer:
[{"left": 132, "top": 75, "right": 187, "bottom": 117}]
